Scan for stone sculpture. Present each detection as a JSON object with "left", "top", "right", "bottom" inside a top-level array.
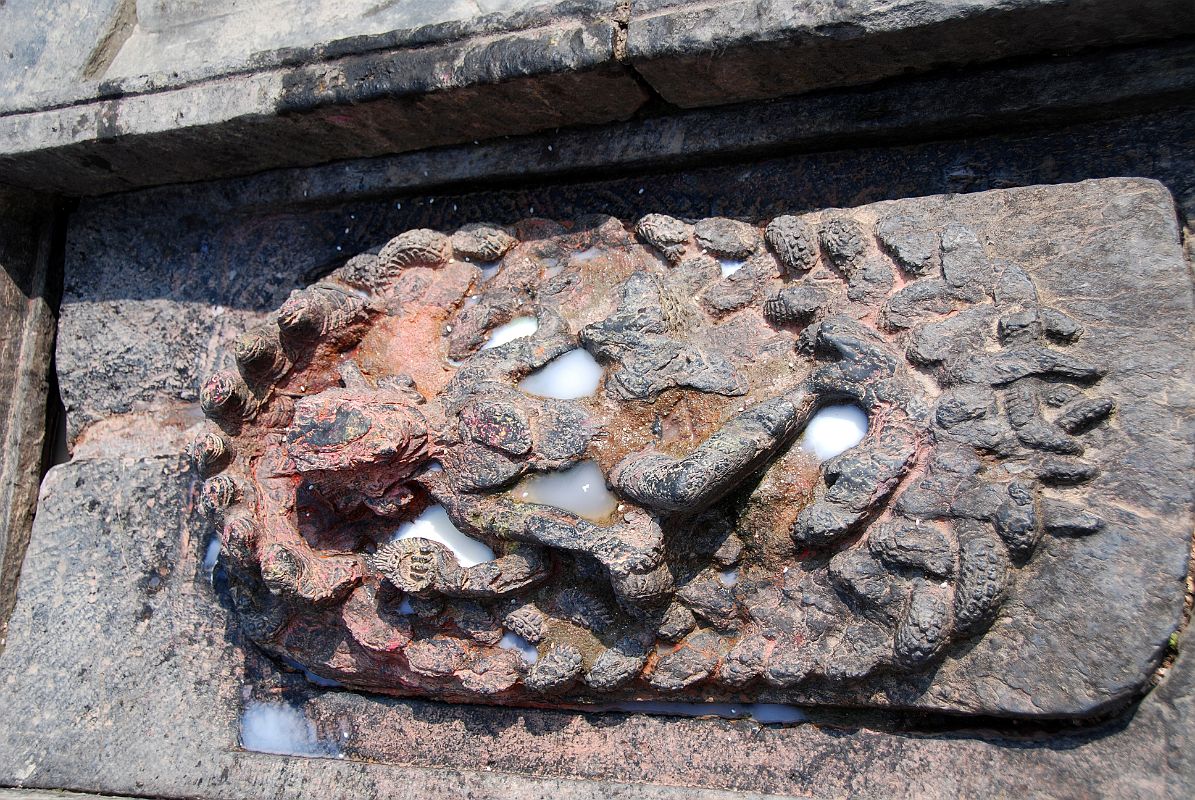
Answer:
[{"left": 191, "top": 185, "right": 1176, "bottom": 716}]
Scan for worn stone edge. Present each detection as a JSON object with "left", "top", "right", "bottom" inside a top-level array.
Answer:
[
  {"left": 2, "top": 5, "right": 1195, "bottom": 195},
  {"left": 12, "top": 37, "right": 1188, "bottom": 200},
  {"left": 0, "top": 191, "right": 57, "bottom": 651},
  {"left": 0, "top": 16, "right": 627, "bottom": 158},
  {"left": 6, "top": 0, "right": 1190, "bottom": 118}
]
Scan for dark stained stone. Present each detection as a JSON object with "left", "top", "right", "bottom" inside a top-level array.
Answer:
[{"left": 627, "top": 0, "right": 1195, "bottom": 108}]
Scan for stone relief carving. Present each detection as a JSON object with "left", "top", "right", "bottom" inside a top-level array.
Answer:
[{"left": 191, "top": 197, "right": 1129, "bottom": 713}]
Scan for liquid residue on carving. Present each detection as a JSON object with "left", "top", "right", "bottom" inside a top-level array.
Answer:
[
  {"left": 605, "top": 701, "right": 807, "bottom": 724},
  {"left": 284, "top": 657, "right": 343, "bottom": 688},
  {"left": 481, "top": 316, "right": 539, "bottom": 350},
  {"left": 569, "top": 247, "right": 602, "bottom": 265},
  {"left": 303, "top": 670, "right": 342, "bottom": 689},
  {"left": 202, "top": 537, "right": 221, "bottom": 572},
  {"left": 719, "top": 259, "right": 746, "bottom": 278},
  {"left": 518, "top": 349, "right": 603, "bottom": 399},
  {"left": 799, "top": 404, "right": 868, "bottom": 460},
  {"left": 498, "top": 632, "right": 539, "bottom": 664},
  {"left": 391, "top": 505, "right": 495, "bottom": 567},
  {"left": 513, "top": 460, "right": 618, "bottom": 521},
  {"left": 241, "top": 701, "right": 337, "bottom": 756}
]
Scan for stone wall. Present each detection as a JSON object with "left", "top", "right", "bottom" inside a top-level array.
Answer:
[{"left": 0, "top": 2, "right": 1193, "bottom": 799}]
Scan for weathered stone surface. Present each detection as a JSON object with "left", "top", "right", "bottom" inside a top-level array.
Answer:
[
  {"left": 5, "top": 76, "right": 1195, "bottom": 797},
  {"left": 0, "top": 455, "right": 766, "bottom": 798},
  {"left": 0, "top": 1, "right": 626, "bottom": 115},
  {"left": 55, "top": 210, "right": 308, "bottom": 446},
  {"left": 628, "top": 0, "right": 1195, "bottom": 108},
  {"left": 168, "top": 178, "right": 1191, "bottom": 717},
  {"left": 0, "top": 189, "right": 57, "bottom": 646},
  {"left": 0, "top": 0, "right": 127, "bottom": 112}
]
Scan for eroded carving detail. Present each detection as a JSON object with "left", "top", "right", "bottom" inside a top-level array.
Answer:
[{"left": 193, "top": 203, "right": 1124, "bottom": 714}]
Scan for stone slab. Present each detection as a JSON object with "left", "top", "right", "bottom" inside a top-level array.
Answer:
[
  {"left": 6, "top": 0, "right": 1191, "bottom": 118},
  {"left": 5, "top": 33, "right": 1194, "bottom": 198},
  {"left": 10, "top": 0, "right": 1187, "bottom": 116},
  {"left": 182, "top": 179, "right": 1190, "bottom": 718},
  {"left": 628, "top": 0, "right": 1195, "bottom": 107},
  {"left": 0, "top": 13, "right": 647, "bottom": 196},
  {"left": 0, "top": 1, "right": 624, "bottom": 115}
]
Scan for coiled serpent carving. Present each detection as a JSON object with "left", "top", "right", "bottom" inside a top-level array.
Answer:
[{"left": 192, "top": 208, "right": 1112, "bottom": 704}]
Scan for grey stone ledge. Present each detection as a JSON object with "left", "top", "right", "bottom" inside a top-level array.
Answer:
[
  {"left": 5, "top": 36, "right": 1193, "bottom": 198},
  {"left": 2, "top": 0, "right": 1195, "bottom": 197},
  {"left": 0, "top": 14, "right": 644, "bottom": 182}
]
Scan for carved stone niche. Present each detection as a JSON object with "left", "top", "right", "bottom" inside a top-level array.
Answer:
[{"left": 191, "top": 178, "right": 1192, "bottom": 718}]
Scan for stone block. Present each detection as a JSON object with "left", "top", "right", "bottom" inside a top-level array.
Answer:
[
  {"left": 0, "top": 0, "right": 625, "bottom": 115},
  {"left": 4, "top": 1, "right": 1195, "bottom": 195},
  {"left": 181, "top": 177, "right": 1193, "bottom": 718},
  {"left": 5, "top": 162, "right": 1195, "bottom": 797}
]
